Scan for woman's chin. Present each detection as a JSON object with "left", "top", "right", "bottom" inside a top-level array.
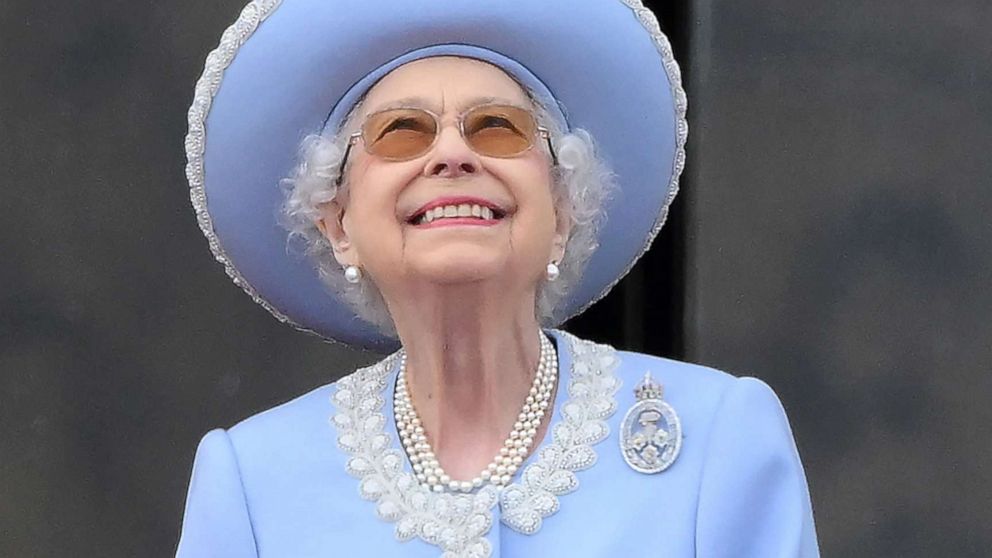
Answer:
[
  {"left": 408, "top": 257, "right": 510, "bottom": 286},
  {"left": 416, "top": 267, "right": 502, "bottom": 286}
]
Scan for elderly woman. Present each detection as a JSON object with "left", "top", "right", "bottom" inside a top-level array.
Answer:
[{"left": 177, "top": 1, "right": 818, "bottom": 557}]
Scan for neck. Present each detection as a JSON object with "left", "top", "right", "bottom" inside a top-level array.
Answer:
[{"left": 386, "top": 281, "right": 552, "bottom": 481}]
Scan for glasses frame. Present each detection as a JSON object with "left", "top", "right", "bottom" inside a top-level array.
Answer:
[{"left": 335, "top": 103, "right": 558, "bottom": 185}]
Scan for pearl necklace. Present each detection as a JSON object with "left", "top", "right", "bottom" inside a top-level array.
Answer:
[{"left": 394, "top": 333, "right": 558, "bottom": 493}]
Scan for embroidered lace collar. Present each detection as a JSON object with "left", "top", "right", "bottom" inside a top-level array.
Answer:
[{"left": 330, "top": 330, "right": 621, "bottom": 558}]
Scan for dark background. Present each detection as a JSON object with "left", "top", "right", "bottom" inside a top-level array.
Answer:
[{"left": 2, "top": 0, "right": 990, "bottom": 556}]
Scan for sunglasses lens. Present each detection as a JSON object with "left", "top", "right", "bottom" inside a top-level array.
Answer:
[
  {"left": 359, "top": 105, "right": 540, "bottom": 161},
  {"left": 363, "top": 108, "right": 438, "bottom": 160},
  {"left": 463, "top": 105, "right": 537, "bottom": 157}
]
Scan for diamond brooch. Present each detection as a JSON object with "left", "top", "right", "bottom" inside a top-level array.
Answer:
[{"left": 620, "top": 372, "right": 682, "bottom": 474}]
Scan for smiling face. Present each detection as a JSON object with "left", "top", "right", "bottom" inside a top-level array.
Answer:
[{"left": 317, "top": 56, "right": 567, "bottom": 307}]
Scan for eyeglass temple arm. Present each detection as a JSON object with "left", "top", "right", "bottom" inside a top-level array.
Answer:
[
  {"left": 543, "top": 132, "right": 559, "bottom": 167},
  {"left": 334, "top": 133, "right": 360, "bottom": 186}
]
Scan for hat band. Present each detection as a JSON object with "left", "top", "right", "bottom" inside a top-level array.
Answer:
[{"left": 321, "top": 44, "right": 570, "bottom": 135}]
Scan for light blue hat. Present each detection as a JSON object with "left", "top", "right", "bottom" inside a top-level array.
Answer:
[{"left": 186, "top": 0, "right": 687, "bottom": 349}]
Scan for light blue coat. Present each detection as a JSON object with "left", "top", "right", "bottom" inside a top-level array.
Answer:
[{"left": 177, "top": 330, "right": 819, "bottom": 557}]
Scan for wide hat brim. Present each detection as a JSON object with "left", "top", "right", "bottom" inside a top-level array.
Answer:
[{"left": 186, "top": 0, "right": 687, "bottom": 350}]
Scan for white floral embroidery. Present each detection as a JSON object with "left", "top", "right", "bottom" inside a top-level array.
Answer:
[
  {"left": 330, "top": 332, "right": 620, "bottom": 557},
  {"left": 331, "top": 352, "right": 497, "bottom": 558},
  {"left": 499, "top": 334, "right": 620, "bottom": 534}
]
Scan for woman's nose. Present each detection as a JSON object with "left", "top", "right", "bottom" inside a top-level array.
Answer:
[{"left": 423, "top": 126, "right": 480, "bottom": 178}]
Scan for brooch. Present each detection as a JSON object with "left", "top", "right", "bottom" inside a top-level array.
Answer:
[{"left": 620, "top": 372, "right": 682, "bottom": 474}]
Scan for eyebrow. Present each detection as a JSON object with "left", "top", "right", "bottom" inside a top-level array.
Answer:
[{"left": 365, "top": 95, "right": 528, "bottom": 115}]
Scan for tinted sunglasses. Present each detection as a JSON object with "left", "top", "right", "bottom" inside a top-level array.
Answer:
[{"left": 337, "top": 104, "right": 557, "bottom": 182}]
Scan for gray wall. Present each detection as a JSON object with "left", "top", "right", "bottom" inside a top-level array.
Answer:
[
  {"left": 680, "top": 1, "right": 992, "bottom": 555},
  {"left": 1, "top": 0, "right": 989, "bottom": 556},
  {"left": 2, "top": 2, "right": 372, "bottom": 555}
]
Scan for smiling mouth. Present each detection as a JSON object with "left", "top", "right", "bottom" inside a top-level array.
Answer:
[{"left": 409, "top": 203, "right": 507, "bottom": 226}]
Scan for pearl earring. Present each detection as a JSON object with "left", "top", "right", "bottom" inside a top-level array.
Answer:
[
  {"left": 344, "top": 265, "right": 362, "bottom": 284},
  {"left": 546, "top": 262, "right": 560, "bottom": 282}
]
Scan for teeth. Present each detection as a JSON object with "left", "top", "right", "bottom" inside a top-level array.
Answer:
[{"left": 416, "top": 204, "right": 499, "bottom": 224}]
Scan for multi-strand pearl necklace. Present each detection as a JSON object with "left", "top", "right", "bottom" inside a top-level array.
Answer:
[{"left": 394, "top": 333, "right": 558, "bottom": 493}]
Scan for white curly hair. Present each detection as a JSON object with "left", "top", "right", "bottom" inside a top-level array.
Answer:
[{"left": 280, "top": 94, "right": 615, "bottom": 336}]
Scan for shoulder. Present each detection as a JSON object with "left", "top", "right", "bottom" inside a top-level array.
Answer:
[
  {"left": 612, "top": 346, "right": 785, "bottom": 421},
  {"left": 609, "top": 345, "right": 783, "bottom": 427},
  {"left": 575, "top": 339, "right": 794, "bottom": 468},
  {"left": 188, "top": 375, "right": 366, "bottom": 506},
  {"left": 224, "top": 353, "right": 396, "bottom": 442},
  {"left": 557, "top": 331, "right": 787, "bottom": 431},
  {"left": 202, "top": 377, "right": 357, "bottom": 483},
  {"left": 608, "top": 346, "right": 804, "bottom": 489},
  {"left": 226, "top": 381, "right": 336, "bottom": 448},
  {"left": 559, "top": 332, "right": 793, "bottom": 464},
  {"left": 615, "top": 348, "right": 736, "bottom": 393}
]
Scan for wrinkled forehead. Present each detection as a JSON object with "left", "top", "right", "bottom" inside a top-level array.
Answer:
[
  {"left": 321, "top": 45, "right": 568, "bottom": 135},
  {"left": 360, "top": 57, "right": 533, "bottom": 116}
]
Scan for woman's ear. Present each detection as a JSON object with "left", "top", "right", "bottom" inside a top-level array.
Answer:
[
  {"left": 315, "top": 199, "right": 360, "bottom": 267},
  {"left": 550, "top": 208, "right": 572, "bottom": 263}
]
